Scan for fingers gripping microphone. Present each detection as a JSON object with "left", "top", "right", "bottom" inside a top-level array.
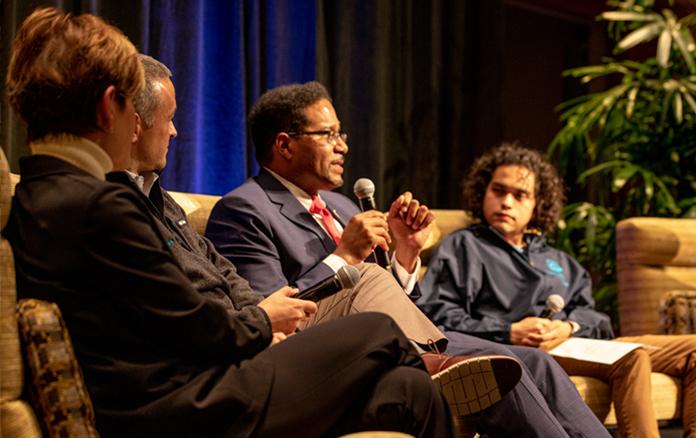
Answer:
[
  {"left": 353, "top": 178, "right": 391, "bottom": 268},
  {"left": 296, "top": 265, "right": 360, "bottom": 302},
  {"left": 539, "top": 294, "right": 565, "bottom": 319}
]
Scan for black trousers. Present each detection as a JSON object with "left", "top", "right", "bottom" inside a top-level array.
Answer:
[{"left": 252, "top": 312, "right": 452, "bottom": 437}]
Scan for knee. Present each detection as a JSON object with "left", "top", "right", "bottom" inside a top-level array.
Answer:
[
  {"left": 513, "top": 346, "right": 556, "bottom": 369},
  {"left": 373, "top": 366, "right": 443, "bottom": 425},
  {"left": 682, "top": 335, "right": 696, "bottom": 355},
  {"left": 360, "top": 263, "right": 400, "bottom": 287},
  {"left": 349, "top": 311, "right": 398, "bottom": 331},
  {"left": 612, "top": 347, "right": 651, "bottom": 377}
]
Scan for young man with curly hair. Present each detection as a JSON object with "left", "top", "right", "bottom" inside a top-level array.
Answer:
[{"left": 417, "top": 142, "right": 696, "bottom": 438}]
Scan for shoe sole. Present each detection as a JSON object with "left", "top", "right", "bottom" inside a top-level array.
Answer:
[{"left": 432, "top": 355, "right": 521, "bottom": 416}]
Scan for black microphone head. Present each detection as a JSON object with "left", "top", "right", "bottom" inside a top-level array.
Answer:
[
  {"left": 353, "top": 178, "right": 375, "bottom": 199},
  {"left": 545, "top": 294, "right": 565, "bottom": 314},
  {"left": 336, "top": 265, "right": 360, "bottom": 289}
]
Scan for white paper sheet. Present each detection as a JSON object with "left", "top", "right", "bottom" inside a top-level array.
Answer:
[{"left": 549, "top": 338, "right": 643, "bottom": 365}]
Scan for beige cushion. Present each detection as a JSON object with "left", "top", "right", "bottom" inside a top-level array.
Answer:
[
  {"left": 0, "top": 240, "right": 22, "bottom": 401},
  {"left": 617, "top": 218, "right": 696, "bottom": 336},
  {"left": 9, "top": 173, "right": 19, "bottom": 196},
  {"left": 0, "top": 400, "right": 41, "bottom": 438},
  {"left": 419, "top": 210, "right": 473, "bottom": 278},
  {"left": 168, "top": 191, "right": 221, "bottom": 236},
  {"left": 617, "top": 218, "right": 696, "bottom": 266},
  {"left": 570, "top": 372, "right": 680, "bottom": 425},
  {"left": 0, "top": 149, "right": 11, "bottom": 229},
  {"left": 569, "top": 376, "right": 611, "bottom": 422}
]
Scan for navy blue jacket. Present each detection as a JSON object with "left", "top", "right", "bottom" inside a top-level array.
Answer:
[{"left": 417, "top": 224, "right": 614, "bottom": 344}]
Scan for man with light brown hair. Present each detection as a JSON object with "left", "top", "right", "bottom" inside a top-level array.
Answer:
[{"left": 4, "top": 7, "right": 458, "bottom": 438}]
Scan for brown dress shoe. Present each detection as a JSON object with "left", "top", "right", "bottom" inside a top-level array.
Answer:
[{"left": 423, "top": 353, "right": 522, "bottom": 416}]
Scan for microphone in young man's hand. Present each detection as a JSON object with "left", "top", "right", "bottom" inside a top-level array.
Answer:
[
  {"left": 296, "top": 265, "right": 361, "bottom": 302},
  {"left": 539, "top": 294, "right": 565, "bottom": 318},
  {"left": 353, "top": 178, "right": 391, "bottom": 268}
]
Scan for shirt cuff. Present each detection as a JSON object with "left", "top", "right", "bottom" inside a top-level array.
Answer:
[
  {"left": 322, "top": 254, "right": 348, "bottom": 273},
  {"left": 568, "top": 320, "right": 580, "bottom": 334},
  {"left": 391, "top": 253, "right": 420, "bottom": 295}
]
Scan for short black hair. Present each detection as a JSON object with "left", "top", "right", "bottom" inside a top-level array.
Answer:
[
  {"left": 462, "top": 142, "right": 566, "bottom": 234},
  {"left": 248, "top": 81, "right": 331, "bottom": 165}
]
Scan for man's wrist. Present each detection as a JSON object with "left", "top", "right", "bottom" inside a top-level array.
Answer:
[
  {"left": 332, "top": 248, "right": 362, "bottom": 265},
  {"left": 394, "top": 246, "right": 420, "bottom": 273},
  {"left": 566, "top": 320, "right": 580, "bottom": 334}
]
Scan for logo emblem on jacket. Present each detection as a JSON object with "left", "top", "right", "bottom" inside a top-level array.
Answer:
[{"left": 545, "top": 258, "right": 569, "bottom": 287}]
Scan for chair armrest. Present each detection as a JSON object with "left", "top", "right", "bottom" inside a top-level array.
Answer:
[{"left": 16, "top": 299, "right": 98, "bottom": 437}]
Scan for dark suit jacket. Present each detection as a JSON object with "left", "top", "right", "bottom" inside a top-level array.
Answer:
[
  {"left": 106, "top": 172, "right": 263, "bottom": 313},
  {"left": 4, "top": 155, "right": 274, "bottom": 438},
  {"left": 205, "top": 169, "right": 361, "bottom": 295}
]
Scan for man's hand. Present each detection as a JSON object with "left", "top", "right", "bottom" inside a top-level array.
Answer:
[
  {"left": 510, "top": 316, "right": 551, "bottom": 347},
  {"left": 537, "top": 320, "right": 573, "bottom": 352},
  {"left": 257, "top": 286, "right": 317, "bottom": 334},
  {"left": 388, "top": 192, "right": 435, "bottom": 272},
  {"left": 511, "top": 317, "right": 573, "bottom": 350},
  {"left": 269, "top": 331, "right": 288, "bottom": 346},
  {"left": 334, "top": 211, "right": 391, "bottom": 265}
]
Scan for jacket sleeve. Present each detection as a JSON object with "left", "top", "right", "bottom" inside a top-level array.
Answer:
[
  {"left": 162, "top": 189, "right": 265, "bottom": 309},
  {"left": 205, "top": 193, "right": 335, "bottom": 295},
  {"left": 196, "top": 230, "right": 265, "bottom": 308},
  {"left": 560, "top": 256, "right": 615, "bottom": 339},
  {"left": 83, "top": 186, "right": 273, "bottom": 362},
  {"left": 417, "top": 232, "right": 513, "bottom": 343}
]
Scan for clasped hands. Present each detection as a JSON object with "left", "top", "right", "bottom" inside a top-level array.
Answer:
[
  {"left": 334, "top": 191, "right": 435, "bottom": 272},
  {"left": 510, "top": 316, "right": 573, "bottom": 351}
]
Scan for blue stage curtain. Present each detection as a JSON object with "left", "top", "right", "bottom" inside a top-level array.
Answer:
[
  {"left": 144, "top": 0, "right": 317, "bottom": 195},
  {"left": 0, "top": 0, "right": 316, "bottom": 195}
]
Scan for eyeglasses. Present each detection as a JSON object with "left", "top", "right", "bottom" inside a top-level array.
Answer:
[{"left": 288, "top": 130, "right": 348, "bottom": 145}]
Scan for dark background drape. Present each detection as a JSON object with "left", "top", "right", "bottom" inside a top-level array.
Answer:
[
  {"left": 317, "top": 0, "right": 504, "bottom": 208},
  {"left": 1, "top": 0, "right": 604, "bottom": 208}
]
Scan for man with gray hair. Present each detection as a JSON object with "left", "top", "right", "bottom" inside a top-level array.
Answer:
[{"left": 104, "top": 54, "right": 458, "bottom": 438}]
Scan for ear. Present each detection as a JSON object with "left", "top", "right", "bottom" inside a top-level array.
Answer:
[
  {"left": 274, "top": 132, "right": 294, "bottom": 161},
  {"left": 95, "top": 85, "right": 119, "bottom": 133},
  {"left": 132, "top": 112, "right": 143, "bottom": 144}
]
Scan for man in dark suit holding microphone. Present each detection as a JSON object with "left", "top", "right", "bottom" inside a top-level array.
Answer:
[{"left": 206, "top": 81, "right": 611, "bottom": 437}]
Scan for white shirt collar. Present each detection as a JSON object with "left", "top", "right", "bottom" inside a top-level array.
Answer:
[
  {"left": 124, "top": 170, "right": 159, "bottom": 196},
  {"left": 264, "top": 167, "right": 318, "bottom": 211}
]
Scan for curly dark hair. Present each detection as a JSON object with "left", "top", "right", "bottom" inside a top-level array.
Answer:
[
  {"left": 248, "top": 81, "right": 331, "bottom": 165},
  {"left": 462, "top": 142, "right": 565, "bottom": 234}
]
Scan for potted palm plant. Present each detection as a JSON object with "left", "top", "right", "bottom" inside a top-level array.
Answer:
[{"left": 549, "top": 0, "right": 696, "bottom": 330}]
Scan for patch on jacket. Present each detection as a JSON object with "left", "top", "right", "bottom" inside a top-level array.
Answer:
[{"left": 545, "top": 258, "right": 569, "bottom": 287}]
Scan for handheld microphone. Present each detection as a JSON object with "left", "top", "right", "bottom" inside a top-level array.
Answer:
[
  {"left": 296, "top": 265, "right": 360, "bottom": 302},
  {"left": 353, "top": 178, "right": 391, "bottom": 268},
  {"left": 539, "top": 294, "right": 565, "bottom": 318}
]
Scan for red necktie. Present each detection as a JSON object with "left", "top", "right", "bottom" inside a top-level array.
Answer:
[{"left": 309, "top": 195, "right": 342, "bottom": 245}]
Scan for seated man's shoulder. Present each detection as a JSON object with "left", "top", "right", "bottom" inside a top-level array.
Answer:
[
  {"left": 217, "top": 178, "right": 268, "bottom": 209},
  {"left": 444, "top": 224, "right": 480, "bottom": 244}
]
